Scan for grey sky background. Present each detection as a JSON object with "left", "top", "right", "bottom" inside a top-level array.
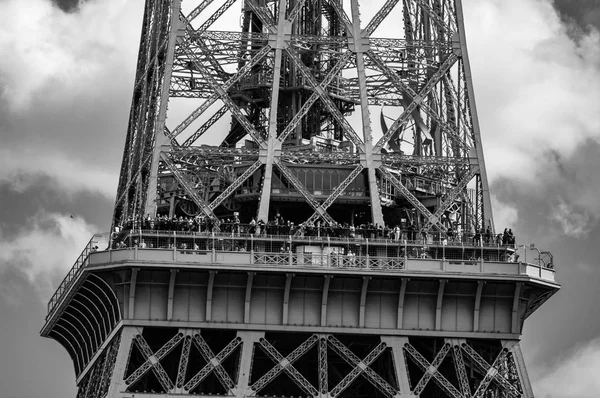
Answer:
[{"left": 0, "top": 0, "right": 598, "bottom": 397}]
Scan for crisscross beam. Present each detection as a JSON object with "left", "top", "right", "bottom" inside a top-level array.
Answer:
[
  {"left": 275, "top": 159, "right": 336, "bottom": 225},
  {"left": 378, "top": 167, "right": 443, "bottom": 231},
  {"left": 284, "top": 48, "right": 364, "bottom": 150},
  {"left": 304, "top": 164, "right": 364, "bottom": 226},
  {"left": 183, "top": 335, "right": 242, "bottom": 392},
  {"left": 412, "top": 343, "right": 451, "bottom": 395},
  {"left": 372, "top": 52, "right": 458, "bottom": 151},
  {"left": 328, "top": 336, "right": 397, "bottom": 398},
  {"left": 125, "top": 333, "right": 183, "bottom": 391},
  {"left": 422, "top": 165, "right": 479, "bottom": 231},
  {"left": 403, "top": 343, "right": 462, "bottom": 398},
  {"left": 181, "top": 105, "right": 228, "bottom": 147},
  {"left": 178, "top": 40, "right": 269, "bottom": 147},
  {"left": 251, "top": 334, "right": 319, "bottom": 394},
  {"left": 160, "top": 153, "right": 218, "bottom": 221},
  {"left": 171, "top": 45, "right": 271, "bottom": 140},
  {"left": 209, "top": 160, "right": 262, "bottom": 211},
  {"left": 461, "top": 345, "right": 521, "bottom": 398},
  {"left": 255, "top": 336, "right": 319, "bottom": 396}
]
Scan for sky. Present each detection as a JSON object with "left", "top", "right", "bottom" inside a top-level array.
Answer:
[{"left": 0, "top": 0, "right": 598, "bottom": 397}]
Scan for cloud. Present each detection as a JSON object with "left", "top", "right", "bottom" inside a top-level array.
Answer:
[
  {"left": 0, "top": 147, "right": 116, "bottom": 199},
  {"left": 532, "top": 338, "right": 600, "bottom": 398},
  {"left": 0, "top": 211, "right": 97, "bottom": 301},
  {"left": 463, "top": 0, "right": 600, "bottom": 234}
]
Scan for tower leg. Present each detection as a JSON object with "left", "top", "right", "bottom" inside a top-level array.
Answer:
[
  {"left": 106, "top": 326, "right": 138, "bottom": 397},
  {"left": 507, "top": 341, "right": 535, "bottom": 398},
  {"left": 381, "top": 335, "right": 414, "bottom": 397},
  {"left": 233, "top": 330, "right": 264, "bottom": 398}
]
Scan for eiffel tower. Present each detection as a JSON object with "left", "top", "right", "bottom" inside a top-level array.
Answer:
[{"left": 41, "top": 1, "right": 559, "bottom": 397}]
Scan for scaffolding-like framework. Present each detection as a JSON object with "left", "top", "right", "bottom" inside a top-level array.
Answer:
[{"left": 113, "top": 0, "right": 494, "bottom": 235}]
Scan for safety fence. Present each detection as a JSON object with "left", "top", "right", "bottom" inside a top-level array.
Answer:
[{"left": 47, "top": 233, "right": 110, "bottom": 318}]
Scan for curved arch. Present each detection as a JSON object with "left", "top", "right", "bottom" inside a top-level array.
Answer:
[
  {"left": 72, "top": 297, "right": 104, "bottom": 345},
  {"left": 88, "top": 274, "right": 122, "bottom": 323},
  {"left": 87, "top": 276, "right": 120, "bottom": 325},
  {"left": 57, "top": 317, "right": 90, "bottom": 364},
  {"left": 81, "top": 285, "right": 113, "bottom": 334},
  {"left": 63, "top": 310, "right": 97, "bottom": 357},
  {"left": 74, "top": 291, "right": 108, "bottom": 339},
  {"left": 66, "top": 303, "right": 100, "bottom": 349},
  {"left": 54, "top": 323, "right": 85, "bottom": 375},
  {"left": 50, "top": 328, "right": 82, "bottom": 375}
]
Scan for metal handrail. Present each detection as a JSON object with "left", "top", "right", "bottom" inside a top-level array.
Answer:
[{"left": 46, "top": 233, "right": 109, "bottom": 319}]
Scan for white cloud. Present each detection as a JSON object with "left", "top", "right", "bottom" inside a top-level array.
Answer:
[
  {"left": 0, "top": 0, "right": 143, "bottom": 110},
  {"left": 532, "top": 337, "right": 600, "bottom": 398},
  {"left": 550, "top": 199, "right": 592, "bottom": 237},
  {"left": 0, "top": 147, "right": 116, "bottom": 199},
  {"left": 0, "top": 211, "right": 98, "bottom": 301},
  {"left": 491, "top": 194, "right": 519, "bottom": 230}
]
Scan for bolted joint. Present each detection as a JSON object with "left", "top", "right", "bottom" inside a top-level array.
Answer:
[
  {"left": 267, "top": 21, "right": 292, "bottom": 49},
  {"left": 348, "top": 36, "right": 371, "bottom": 53}
]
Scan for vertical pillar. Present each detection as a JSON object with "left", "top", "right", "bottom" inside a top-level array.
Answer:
[
  {"left": 233, "top": 330, "right": 264, "bottom": 398},
  {"left": 106, "top": 326, "right": 138, "bottom": 397},
  {"left": 506, "top": 341, "right": 535, "bottom": 398},
  {"left": 380, "top": 336, "right": 414, "bottom": 397}
]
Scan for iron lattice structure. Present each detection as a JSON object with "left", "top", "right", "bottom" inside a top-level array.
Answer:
[
  {"left": 40, "top": 1, "right": 561, "bottom": 398},
  {"left": 113, "top": 0, "right": 493, "bottom": 234}
]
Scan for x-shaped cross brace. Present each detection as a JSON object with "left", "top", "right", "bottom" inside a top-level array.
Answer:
[
  {"left": 403, "top": 342, "right": 463, "bottom": 398},
  {"left": 328, "top": 335, "right": 398, "bottom": 397},
  {"left": 183, "top": 335, "right": 242, "bottom": 393},
  {"left": 461, "top": 344, "right": 521, "bottom": 398},
  {"left": 125, "top": 333, "right": 184, "bottom": 391},
  {"left": 251, "top": 335, "right": 319, "bottom": 396}
]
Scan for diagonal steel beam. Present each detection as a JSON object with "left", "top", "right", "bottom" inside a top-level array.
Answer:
[
  {"left": 196, "top": 0, "right": 237, "bottom": 34},
  {"left": 209, "top": 160, "right": 262, "bottom": 211},
  {"left": 284, "top": 48, "right": 364, "bottom": 150},
  {"left": 251, "top": 334, "right": 319, "bottom": 394},
  {"left": 175, "top": 335, "right": 193, "bottom": 389},
  {"left": 413, "top": 343, "right": 451, "bottom": 395},
  {"left": 179, "top": 40, "right": 269, "bottom": 147},
  {"left": 274, "top": 159, "right": 336, "bottom": 225},
  {"left": 368, "top": 51, "right": 468, "bottom": 153},
  {"left": 277, "top": 52, "right": 352, "bottom": 142},
  {"left": 186, "top": 0, "right": 213, "bottom": 23},
  {"left": 371, "top": 52, "right": 458, "bottom": 151},
  {"left": 403, "top": 343, "right": 462, "bottom": 398},
  {"left": 378, "top": 167, "right": 444, "bottom": 231},
  {"left": 461, "top": 345, "right": 521, "bottom": 398},
  {"left": 305, "top": 165, "right": 364, "bottom": 226},
  {"left": 161, "top": 153, "right": 218, "bottom": 221},
  {"left": 181, "top": 105, "right": 228, "bottom": 147},
  {"left": 125, "top": 333, "right": 183, "bottom": 391},
  {"left": 255, "top": 336, "right": 319, "bottom": 396},
  {"left": 364, "top": 0, "right": 400, "bottom": 36},
  {"left": 184, "top": 335, "right": 242, "bottom": 393},
  {"left": 171, "top": 45, "right": 271, "bottom": 140},
  {"left": 422, "top": 165, "right": 479, "bottom": 231},
  {"left": 449, "top": 342, "right": 472, "bottom": 398},
  {"left": 328, "top": 336, "right": 397, "bottom": 398}
]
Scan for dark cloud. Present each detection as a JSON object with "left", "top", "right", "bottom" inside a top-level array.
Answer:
[
  {"left": 553, "top": 0, "right": 600, "bottom": 31},
  {"left": 51, "top": 0, "right": 80, "bottom": 13}
]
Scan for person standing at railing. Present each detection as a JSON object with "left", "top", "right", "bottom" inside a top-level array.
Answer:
[{"left": 249, "top": 217, "right": 256, "bottom": 234}]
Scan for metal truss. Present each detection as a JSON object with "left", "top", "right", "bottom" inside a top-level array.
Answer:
[
  {"left": 328, "top": 336, "right": 398, "bottom": 397},
  {"left": 183, "top": 334, "right": 241, "bottom": 392},
  {"left": 404, "top": 342, "right": 462, "bottom": 398},
  {"left": 253, "top": 335, "right": 319, "bottom": 396},
  {"left": 460, "top": 344, "right": 521, "bottom": 398},
  {"left": 113, "top": 0, "right": 496, "bottom": 239},
  {"left": 125, "top": 332, "right": 183, "bottom": 391}
]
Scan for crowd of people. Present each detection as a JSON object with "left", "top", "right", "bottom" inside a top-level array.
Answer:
[{"left": 114, "top": 213, "right": 517, "bottom": 248}]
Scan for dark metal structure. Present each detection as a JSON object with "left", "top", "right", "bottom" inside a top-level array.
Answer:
[{"left": 41, "top": 1, "right": 559, "bottom": 397}]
